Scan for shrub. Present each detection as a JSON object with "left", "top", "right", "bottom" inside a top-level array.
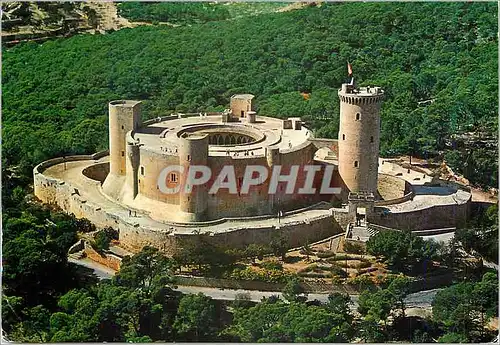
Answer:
[
  {"left": 298, "top": 271, "right": 333, "bottom": 278},
  {"left": 317, "top": 250, "right": 336, "bottom": 258},
  {"left": 378, "top": 273, "right": 413, "bottom": 287},
  {"left": 327, "top": 254, "right": 350, "bottom": 262},
  {"left": 93, "top": 227, "right": 118, "bottom": 252},
  {"left": 296, "top": 264, "right": 317, "bottom": 274},
  {"left": 329, "top": 265, "right": 348, "bottom": 278},
  {"left": 346, "top": 275, "right": 375, "bottom": 287},
  {"left": 355, "top": 260, "right": 371, "bottom": 269},
  {"left": 225, "top": 266, "right": 294, "bottom": 284},
  {"left": 331, "top": 275, "right": 343, "bottom": 285},
  {"left": 344, "top": 241, "right": 366, "bottom": 254},
  {"left": 316, "top": 265, "right": 333, "bottom": 271},
  {"left": 260, "top": 260, "right": 283, "bottom": 271}
]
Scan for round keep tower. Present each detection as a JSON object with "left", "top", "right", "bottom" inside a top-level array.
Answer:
[
  {"left": 108, "top": 100, "right": 142, "bottom": 176},
  {"left": 179, "top": 134, "right": 209, "bottom": 222},
  {"left": 337, "top": 84, "right": 384, "bottom": 196}
]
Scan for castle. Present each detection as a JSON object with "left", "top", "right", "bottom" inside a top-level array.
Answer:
[{"left": 34, "top": 83, "right": 472, "bottom": 254}]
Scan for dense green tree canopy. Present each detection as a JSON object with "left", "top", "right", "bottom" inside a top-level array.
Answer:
[
  {"left": 3, "top": 2, "right": 498, "bottom": 187},
  {"left": 227, "top": 296, "right": 355, "bottom": 342},
  {"left": 432, "top": 272, "right": 498, "bottom": 342},
  {"left": 366, "top": 230, "right": 440, "bottom": 270}
]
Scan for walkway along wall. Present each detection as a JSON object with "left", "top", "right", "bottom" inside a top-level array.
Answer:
[
  {"left": 34, "top": 153, "right": 342, "bottom": 255},
  {"left": 370, "top": 198, "right": 471, "bottom": 231}
]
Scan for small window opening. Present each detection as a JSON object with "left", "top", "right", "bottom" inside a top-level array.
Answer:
[
  {"left": 121, "top": 125, "right": 124, "bottom": 130},
  {"left": 121, "top": 151, "right": 125, "bottom": 157},
  {"left": 354, "top": 161, "right": 359, "bottom": 168},
  {"left": 140, "top": 166, "right": 145, "bottom": 175},
  {"left": 356, "top": 113, "right": 360, "bottom": 121},
  {"left": 187, "top": 155, "right": 191, "bottom": 161},
  {"left": 342, "top": 134, "right": 346, "bottom": 140},
  {"left": 370, "top": 136, "right": 374, "bottom": 143},
  {"left": 170, "top": 173, "right": 177, "bottom": 183}
]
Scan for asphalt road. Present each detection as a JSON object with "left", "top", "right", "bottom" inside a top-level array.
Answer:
[{"left": 69, "top": 258, "right": 440, "bottom": 308}]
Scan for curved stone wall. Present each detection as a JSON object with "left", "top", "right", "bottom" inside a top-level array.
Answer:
[
  {"left": 375, "top": 174, "right": 414, "bottom": 206},
  {"left": 82, "top": 162, "right": 110, "bottom": 183},
  {"left": 34, "top": 152, "right": 472, "bottom": 256},
  {"left": 371, "top": 197, "right": 471, "bottom": 231},
  {"left": 33, "top": 154, "right": 341, "bottom": 255}
]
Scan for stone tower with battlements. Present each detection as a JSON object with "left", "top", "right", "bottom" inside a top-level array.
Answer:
[
  {"left": 337, "top": 84, "right": 384, "bottom": 196},
  {"left": 102, "top": 100, "right": 142, "bottom": 200},
  {"left": 108, "top": 100, "right": 142, "bottom": 177}
]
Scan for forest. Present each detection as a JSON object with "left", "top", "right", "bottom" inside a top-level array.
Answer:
[
  {"left": 2, "top": 2, "right": 497, "bottom": 187},
  {"left": 2, "top": 188, "right": 498, "bottom": 342},
  {"left": 1, "top": 2, "right": 498, "bottom": 342}
]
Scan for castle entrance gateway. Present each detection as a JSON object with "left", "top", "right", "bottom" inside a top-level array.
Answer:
[{"left": 347, "top": 191, "right": 375, "bottom": 225}]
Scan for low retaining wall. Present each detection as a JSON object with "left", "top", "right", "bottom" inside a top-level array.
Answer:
[
  {"left": 368, "top": 223, "right": 456, "bottom": 236},
  {"left": 174, "top": 271, "right": 455, "bottom": 295},
  {"left": 83, "top": 242, "right": 122, "bottom": 271},
  {"left": 371, "top": 197, "right": 471, "bottom": 231}
]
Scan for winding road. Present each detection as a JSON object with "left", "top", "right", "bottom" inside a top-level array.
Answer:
[{"left": 69, "top": 257, "right": 440, "bottom": 308}]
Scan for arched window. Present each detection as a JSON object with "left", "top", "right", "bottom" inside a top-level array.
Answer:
[
  {"left": 170, "top": 173, "right": 177, "bottom": 183},
  {"left": 224, "top": 136, "right": 230, "bottom": 145},
  {"left": 230, "top": 136, "right": 236, "bottom": 144},
  {"left": 354, "top": 161, "right": 358, "bottom": 168},
  {"left": 356, "top": 113, "right": 360, "bottom": 121},
  {"left": 237, "top": 136, "right": 242, "bottom": 144},
  {"left": 218, "top": 136, "right": 224, "bottom": 145}
]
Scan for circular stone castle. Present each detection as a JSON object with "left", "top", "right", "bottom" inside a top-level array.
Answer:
[{"left": 34, "top": 83, "right": 472, "bottom": 254}]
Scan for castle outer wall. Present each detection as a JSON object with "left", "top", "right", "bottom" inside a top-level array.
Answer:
[
  {"left": 33, "top": 153, "right": 471, "bottom": 255},
  {"left": 33, "top": 153, "right": 345, "bottom": 255},
  {"left": 32, "top": 88, "right": 472, "bottom": 256}
]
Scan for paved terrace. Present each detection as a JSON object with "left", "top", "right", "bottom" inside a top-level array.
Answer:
[
  {"left": 378, "top": 158, "right": 471, "bottom": 212},
  {"left": 133, "top": 114, "right": 312, "bottom": 157},
  {"left": 42, "top": 157, "right": 333, "bottom": 235}
]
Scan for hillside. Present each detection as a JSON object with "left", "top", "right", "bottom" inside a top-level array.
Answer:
[{"left": 2, "top": 2, "right": 497, "bottom": 187}]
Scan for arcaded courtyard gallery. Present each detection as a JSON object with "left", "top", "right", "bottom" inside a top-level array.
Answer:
[{"left": 34, "top": 83, "right": 471, "bottom": 254}]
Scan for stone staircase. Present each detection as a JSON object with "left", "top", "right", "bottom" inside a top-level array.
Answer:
[
  {"left": 325, "top": 151, "right": 337, "bottom": 161},
  {"left": 345, "top": 222, "right": 381, "bottom": 243},
  {"left": 350, "top": 225, "right": 370, "bottom": 242},
  {"left": 68, "top": 249, "right": 85, "bottom": 260},
  {"left": 366, "top": 224, "right": 379, "bottom": 237}
]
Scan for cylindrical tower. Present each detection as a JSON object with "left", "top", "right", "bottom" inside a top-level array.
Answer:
[
  {"left": 179, "top": 134, "right": 209, "bottom": 222},
  {"left": 108, "top": 100, "right": 142, "bottom": 176},
  {"left": 337, "top": 84, "right": 384, "bottom": 195},
  {"left": 125, "top": 140, "right": 140, "bottom": 199}
]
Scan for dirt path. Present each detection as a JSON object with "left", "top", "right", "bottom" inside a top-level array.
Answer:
[
  {"left": 84, "top": 1, "right": 134, "bottom": 32},
  {"left": 391, "top": 155, "right": 497, "bottom": 204}
]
